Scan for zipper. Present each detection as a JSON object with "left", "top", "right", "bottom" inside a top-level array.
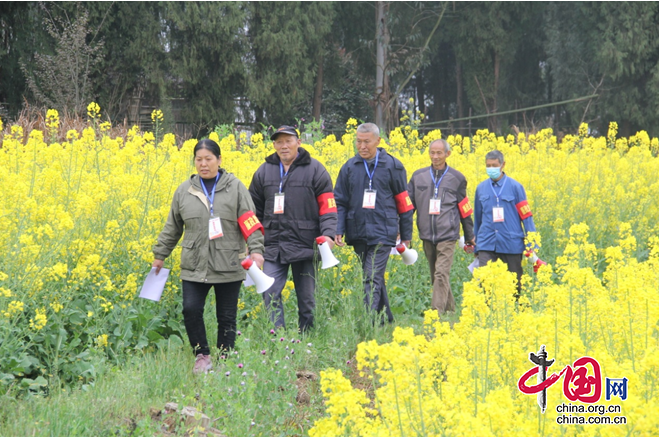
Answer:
[{"left": 430, "top": 170, "right": 436, "bottom": 243}]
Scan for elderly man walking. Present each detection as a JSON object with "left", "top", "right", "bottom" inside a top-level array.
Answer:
[
  {"left": 249, "top": 125, "right": 337, "bottom": 332},
  {"left": 408, "top": 139, "right": 474, "bottom": 314},
  {"left": 473, "top": 150, "right": 536, "bottom": 295},
  {"left": 334, "top": 123, "right": 414, "bottom": 324}
]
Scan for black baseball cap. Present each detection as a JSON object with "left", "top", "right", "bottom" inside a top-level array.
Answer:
[{"left": 270, "top": 125, "right": 299, "bottom": 141}]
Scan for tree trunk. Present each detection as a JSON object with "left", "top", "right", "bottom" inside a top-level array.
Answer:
[
  {"left": 312, "top": 52, "right": 324, "bottom": 122},
  {"left": 416, "top": 71, "right": 425, "bottom": 115},
  {"left": 491, "top": 50, "right": 500, "bottom": 132},
  {"left": 456, "top": 61, "right": 464, "bottom": 132},
  {"left": 375, "top": 1, "right": 389, "bottom": 131}
]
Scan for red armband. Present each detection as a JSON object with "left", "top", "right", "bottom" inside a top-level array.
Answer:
[
  {"left": 458, "top": 197, "right": 473, "bottom": 218},
  {"left": 516, "top": 200, "right": 533, "bottom": 220},
  {"left": 238, "top": 211, "right": 264, "bottom": 240},
  {"left": 394, "top": 191, "right": 414, "bottom": 214},
  {"left": 316, "top": 192, "right": 337, "bottom": 216}
]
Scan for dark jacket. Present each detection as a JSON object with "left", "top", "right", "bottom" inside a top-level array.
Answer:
[
  {"left": 153, "top": 170, "right": 264, "bottom": 283},
  {"left": 248, "top": 147, "right": 337, "bottom": 263},
  {"left": 408, "top": 165, "right": 475, "bottom": 244},
  {"left": 335, "top": 147, "right": 414, "bottom": 246}
]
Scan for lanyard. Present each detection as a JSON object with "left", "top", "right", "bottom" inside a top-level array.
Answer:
[
  {"left": 489, "top": 175, "right": 508, "bottom": 207},
  {"left": 429, "top": 165, "right": 449, "bottom": 198},
  {"left": 363, "top": 152, "right": 379, "bottom": 190},
  {"left": 279, "top": 162, "right": 290, "bottom": 193},
  {"left": 200, "top": 173, "right": 219, "bottom": 215},
  {"left": 278, "top": 153, "right": 299, "bottom": 193}
]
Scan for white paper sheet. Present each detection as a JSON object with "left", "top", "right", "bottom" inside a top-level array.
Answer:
[
  {"left": 138, "top": 267, "right": 170, "bottom": 301},
  {"left": 467, "top": 258, "right": 480, "bottom": 274}
]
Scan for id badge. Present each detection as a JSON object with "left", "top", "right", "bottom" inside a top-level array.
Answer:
[
  {"left": 274, "top": 192, "right": 285, "bottom": 214},
  {"left": 362, "top": 189, "right": 377, "bottom": 209},
  {"left": 429, "top": 199, "right": 441, "bottom": 215},
  {"left": 209, "top": 216, "right": 224, "bottom": 239},
  {"left": 493, "top": 207, "right": 504, "bottom": 222}
]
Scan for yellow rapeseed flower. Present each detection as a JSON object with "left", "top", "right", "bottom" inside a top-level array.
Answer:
[
  {"left": 95, "top": 334, "right": 108, "bottom": 348},
  {"left": 282, "top": 280, "right": 294, "bottom": 302},
  {"left": 29, "top": 307, "right": 47, "bottom": 331},
  {"left": 87, "top": 102, "right": 101, "bottom": 120},
  {"left": 46, "top": 109, "right": 60, "bottom": 132},
  {"left": 151, "top": 109, "right": 164, "bottom": 123},
  {"left": 3, "top": 300, "right": 24, "bottom": 318}
]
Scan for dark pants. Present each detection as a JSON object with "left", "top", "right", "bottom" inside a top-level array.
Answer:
[
  {"left": 262, "top": 258, "right": 316, "bottom": 332},
  {"left": 182, "top": 279, "right": 242, "bottom": 356},
  {"left": 353, "top": 243, "right": 394, "bottom": 323},
  {"left": 477, "top": 251, "right": 523, "bottom": 295}
]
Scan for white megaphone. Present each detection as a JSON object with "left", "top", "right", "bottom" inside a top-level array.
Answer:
[
  {"left": 316, "top": 236, "right": 340, "bottom": 269},
  {"left": 524, "top": 250, "right": 547, "bottom": 273},
  {"left": 459, "top": 236, "right": 475, "bottom": 253},
  {"left": 241, "top": 258, "right": 275, "bottom": 294},
  {"left": 396, "top": 243, "right": 418, "bottom": 266}
]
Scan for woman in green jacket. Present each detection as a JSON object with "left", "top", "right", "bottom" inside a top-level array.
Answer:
[{"left": 152, "top": 139, "right": 265, "bottom": 374}]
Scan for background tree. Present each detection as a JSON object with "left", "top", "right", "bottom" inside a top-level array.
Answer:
[
  {"left": 5, "top": 1, "right": 659, "bottom": 137},
  {"left": 20, "top": 9, "right": 104, "bottom": 115},
  {"left": 546, "top": 2, "right": 659, "bottom": 136},
  {"left": 246, "top": 1, "right": 334, "bottom": 127},
  {"left": 0, "top": 2, "right": 48, "bottom": 118},
  {"left": 163, "top": 2, "right": 248, "bottom": 131}
]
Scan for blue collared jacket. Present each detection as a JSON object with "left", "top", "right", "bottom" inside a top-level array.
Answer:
[
  {"left": 473, "top": 174, "right": 536, "bottom": 254},
  {"left": 335, "top": 147, "right": 414, "bottom": 246}
]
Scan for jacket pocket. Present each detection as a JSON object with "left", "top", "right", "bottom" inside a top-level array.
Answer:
[
  {"left": 501, "top": 194, "right": 515, "bottom": 205},
  {"left": 180, "top": 237, "right": 199, "bottom": 271},
  {"left": 297, "top": 219, "right": 319, "bottom": 236},
  {"left": 345, "top": 211, "right": 357, "bottom": 239},
  {"left": 209, "top": 238, "right": 242, "bottom": 272},
  {"left": 385, "top": 209, "right": 399, "bottom": 239}
]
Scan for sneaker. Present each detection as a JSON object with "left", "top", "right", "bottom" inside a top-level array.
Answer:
[{"left": 193, "top": 354, "right": 212, "bottom": 374}]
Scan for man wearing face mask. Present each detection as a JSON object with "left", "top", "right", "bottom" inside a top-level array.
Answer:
[{"left": 473, "top": 150, "right": 536, "bottom": 295}]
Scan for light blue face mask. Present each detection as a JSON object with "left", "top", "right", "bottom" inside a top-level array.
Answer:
[{"left": 486, "top": 167, "right": 501, "bottom": 179}]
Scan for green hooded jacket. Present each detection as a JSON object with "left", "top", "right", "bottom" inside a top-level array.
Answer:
[{"left": 153, "top": 170, "right": 265, "bottom": 283}]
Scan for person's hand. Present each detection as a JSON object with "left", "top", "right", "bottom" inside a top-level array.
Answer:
[
  {"left": 250, "top": 252, "right": 265, "bottom": 269},
  {"left": 402, "top": 240, "right": 411, "bottom": 248},
  {"left": 152, "top": 259, "right": 164, "bottom": 275},
  {"left": 335, "top": 234, "right": 345, "bottom": 247},
  {"left": 319, "top": 236, "right": 335, "bottom": 250}
]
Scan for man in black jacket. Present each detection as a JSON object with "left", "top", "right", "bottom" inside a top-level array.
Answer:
[
  {"left": 334, "top": 123, "right": 414, "bottom": 323},
  {"left": 249, "top": 125, "right": 337, "bottom": 332},
  {"left": 408, "top": 139, "right": 475, "bottom": 314}
]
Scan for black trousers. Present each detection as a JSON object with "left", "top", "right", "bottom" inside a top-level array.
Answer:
[
  {"left": 477, "top": 251, "right": 523, "bottom": 295},
  {"left": 353, "top": 243, "right": 394, "bottom": 323},
  {"left": 262, "top": 258, "right": 316, "bottom": 332},
  {"left": 181, "top": 279, "right": 242, "bottom": 356}
]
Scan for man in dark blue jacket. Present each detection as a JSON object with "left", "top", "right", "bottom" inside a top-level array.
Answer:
[{"left": 334, "top": 123, "right": 414, "bottom": 323}]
